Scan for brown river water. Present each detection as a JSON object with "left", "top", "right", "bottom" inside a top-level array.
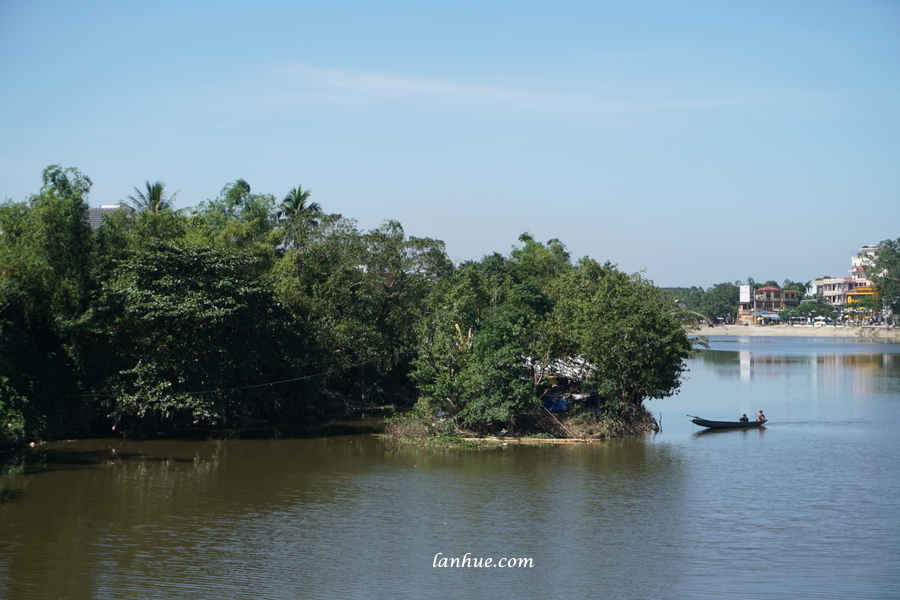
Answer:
[{"left": 1, "top": 336, "right": 899, "bottom": 599}]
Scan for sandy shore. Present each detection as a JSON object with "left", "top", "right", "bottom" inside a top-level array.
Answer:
[{"left": 691, "top": 324, "right": 900, "bottom": 340}]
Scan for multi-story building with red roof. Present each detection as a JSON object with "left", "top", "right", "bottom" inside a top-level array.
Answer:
[{"left": 738, "top": 286, "right": 800, "bottom": 324}]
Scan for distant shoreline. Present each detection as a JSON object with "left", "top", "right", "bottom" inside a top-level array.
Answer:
[{"left": 690, "top": 324, "right": 900, "bottom": 340}]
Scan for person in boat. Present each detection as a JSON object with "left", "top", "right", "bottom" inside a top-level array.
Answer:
[
  {"left": 740, "top": 414, "right": 749, "bottom": 422},
  {"left": 756, "top": 410, "right": 766, "bottom": 422}
]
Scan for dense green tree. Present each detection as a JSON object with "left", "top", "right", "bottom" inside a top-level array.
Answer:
[
  {"left": 700, "top": 282, "right": 739, "bottom": 322},
  {"left": 0, "top": 166, "right": 96, "bottom": 442},
  {"left": 674, "top": 286, "right": 705, "bottom": 307},
  {"left": 277, "top": 185, "right": 322, "bottom": 249},
  {"left": 72, "top": 244, "right": 312, "bottom": 429},
  {"left": 93, "top": 208, "right": 187, "bottom": 275},
  {"left": 29, "top": 165, "right": 95, "bottom": 316},
  {"left": 673, "top": 283, "right": 738, "bottom": 323},
  {"left": 448, "top": 301, "right": 544, "bottom": 427},
  {"left": 509, "top": 233, "right": 572, "bottom": 286},
  {"left": 187, "top": 179, "right": 278, "bottom": 250},
  {"left": 549, "top": 259, "right": 693, "bottom": 407},
  {"left": 869, "top": 238, "right": 900, "bottom": 318},
  {"left": 40, "top": 164, "right": 93, "bottom": 200},
  {"left": 409, "top": 259, "right": 550, "bottom": 430},
  {"left": 223, "top": 178, "right": 252, "bottom": 211},
  {"left": 273, "top": 216, "right": 451, "bottom": 399},
  {"left": 408, "top": 250, "right": 692, "bottom": 434},
  {"left": 0, "top": 376, "right": 27, "bottom": 446},
  {"left": 0, "top": 224, "right": 32, "bottom": 446}
]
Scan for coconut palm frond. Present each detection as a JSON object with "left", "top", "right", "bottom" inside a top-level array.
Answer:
[
  {"left": 125, "top": 180, "right": 179, "bottom": 213},
  {"left": 279, "top": 184, "right": 320, "bottom": 220}
]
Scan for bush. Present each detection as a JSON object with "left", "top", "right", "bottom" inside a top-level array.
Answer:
[{"left": 0, "top": 377, "right": 27, "bottom": 447}]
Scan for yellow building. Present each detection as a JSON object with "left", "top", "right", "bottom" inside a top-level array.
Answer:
[
  {"left": 846, "top": 285, "right": 879, "bottom": 320},
  {"left": 847, "top": 285, "right": 877, "bottom": 304}
]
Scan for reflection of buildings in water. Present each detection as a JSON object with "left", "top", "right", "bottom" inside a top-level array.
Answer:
[
  {"left": 703, "top": 350, "right": 817, "bottom": 379},
  {"left": 820, "top": 353, "right": 900, "bottom": 398},
  {"left": 701, "top": 349, "right": 900, "bottom": 398}
]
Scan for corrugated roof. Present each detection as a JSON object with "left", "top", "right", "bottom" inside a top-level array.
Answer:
[{"left": 87, "top": 206, "right": 125, "bottom": 229}]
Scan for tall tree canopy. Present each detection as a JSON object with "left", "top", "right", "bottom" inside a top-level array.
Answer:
[
  {"left": 410, "top": 255, "right": 552, "bottom": 429},
  {"left": 869, "top": 238, "right": 900, "bottom": 318},
  {"left": 0, "top": 165, "right": 95, "bottom": 444},
  {"left": 408, "top": 238, "right": 694, "bottom": 434},
  {"left": 188, "top": 179, "right": 279, "bottom": 249},
  {"left": 550, "top": 259, "right": 693, "bottom": 406},
  {"left": 73, "top": 244, "right": 312, "bottom": 429}
]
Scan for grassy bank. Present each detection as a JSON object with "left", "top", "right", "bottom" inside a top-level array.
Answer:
[{"left": 383, "top": 407, "right": 660, "bottom": 447}]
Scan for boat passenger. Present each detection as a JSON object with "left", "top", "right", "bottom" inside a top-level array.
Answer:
[
  {"left": 740, "top": 414, "right": 749, "bottom": 423},
  {"left": 756, "top": 410, "right": 766, "bottom": 422}
]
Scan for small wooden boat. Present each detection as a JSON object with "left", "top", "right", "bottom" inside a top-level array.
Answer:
[{"left": 687, "top": 415, "right": 767, "bottom": 429}]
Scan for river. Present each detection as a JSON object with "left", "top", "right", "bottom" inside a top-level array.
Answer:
[{"left": 1, "top": 336, "right": 899, "bottom": 599}]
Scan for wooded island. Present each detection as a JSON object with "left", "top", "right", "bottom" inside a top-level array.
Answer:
[{"left": 1, "top": 166, "right": 695, "bottom": 448}]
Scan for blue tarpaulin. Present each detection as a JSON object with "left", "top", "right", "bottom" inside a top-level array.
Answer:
[{"left": 542, "top": 397, "right": 568, "bottom": 411}]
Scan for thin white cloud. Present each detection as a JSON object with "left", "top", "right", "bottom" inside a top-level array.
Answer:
[
  {"left": 282, "top": 64, "right": 582, "bottom": 109},
  {"left": 224, "top": 63, "right": 837, "bottom": 119}
]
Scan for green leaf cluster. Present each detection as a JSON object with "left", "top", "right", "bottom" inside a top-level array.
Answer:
[
  {"left": 0, "top": 166, "right": 95, "bottom": 443},
  {"left": 71, "top": 244, "right": 310, "bottom": 429},
  {"left": 674, "top": 283, "right": 740, "bottom": 322},
  {"left": 550, "top": 259, "right": 693, "bottom": 406},
  {"left": 869, "top": 238, "right": 900, "bottom": 317}
]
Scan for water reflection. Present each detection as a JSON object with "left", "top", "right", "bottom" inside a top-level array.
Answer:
[
  {"left": 701, "top": 348, "right": 900, "bottom": 375},
  {"left": 0, "top": 436, "right": 692, "bottom": 600},
  {"left": 693, "top": 425, "right": 767, "bottom": 437},
  {"left": 698, "top": 342, "right": 900, "bottom": 401}
]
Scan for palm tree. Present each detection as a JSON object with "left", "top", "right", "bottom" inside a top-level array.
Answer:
[
  {"left": 279, "top": 185, "right": 321, "bottom": 222},
  {"left": 126, "top": 181, "right": 179, "bottom": 213}
]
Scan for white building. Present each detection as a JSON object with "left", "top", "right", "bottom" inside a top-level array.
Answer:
[{"left": 812, "top": 246, "right": 880, "bottom": 306}]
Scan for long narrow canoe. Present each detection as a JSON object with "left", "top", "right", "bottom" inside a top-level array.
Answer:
[{"left": 688, "top": 416, "right": 767, "bottom": 429}]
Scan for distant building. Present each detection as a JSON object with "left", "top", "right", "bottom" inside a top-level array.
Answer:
[
  {"left": 816, "top": 277, "right": 854, "bottom": 306},
  {"left": 811, "top": 246, "right": 880, "bottom": 307},
  {"left": 87, "top": 205, "right": 130, "bottom": 229},
  {"left": 738, "top": 286, "right": 799, "bottom": 324},
  {"left": 853, "top": 245, "right": 880, "bottom": 272}
]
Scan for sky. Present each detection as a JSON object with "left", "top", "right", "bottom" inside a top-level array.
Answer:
[{"left": 1, "top": 1, "right": 898, "bottom": 287}]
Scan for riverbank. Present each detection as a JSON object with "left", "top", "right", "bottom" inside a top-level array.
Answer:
[{"left": 693, "top": 323, "right": 900, "bottom": 340}]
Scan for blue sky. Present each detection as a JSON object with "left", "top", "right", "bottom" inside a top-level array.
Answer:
[{"left": 1, "top": 1, "right": 898, "bottom": 287}]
